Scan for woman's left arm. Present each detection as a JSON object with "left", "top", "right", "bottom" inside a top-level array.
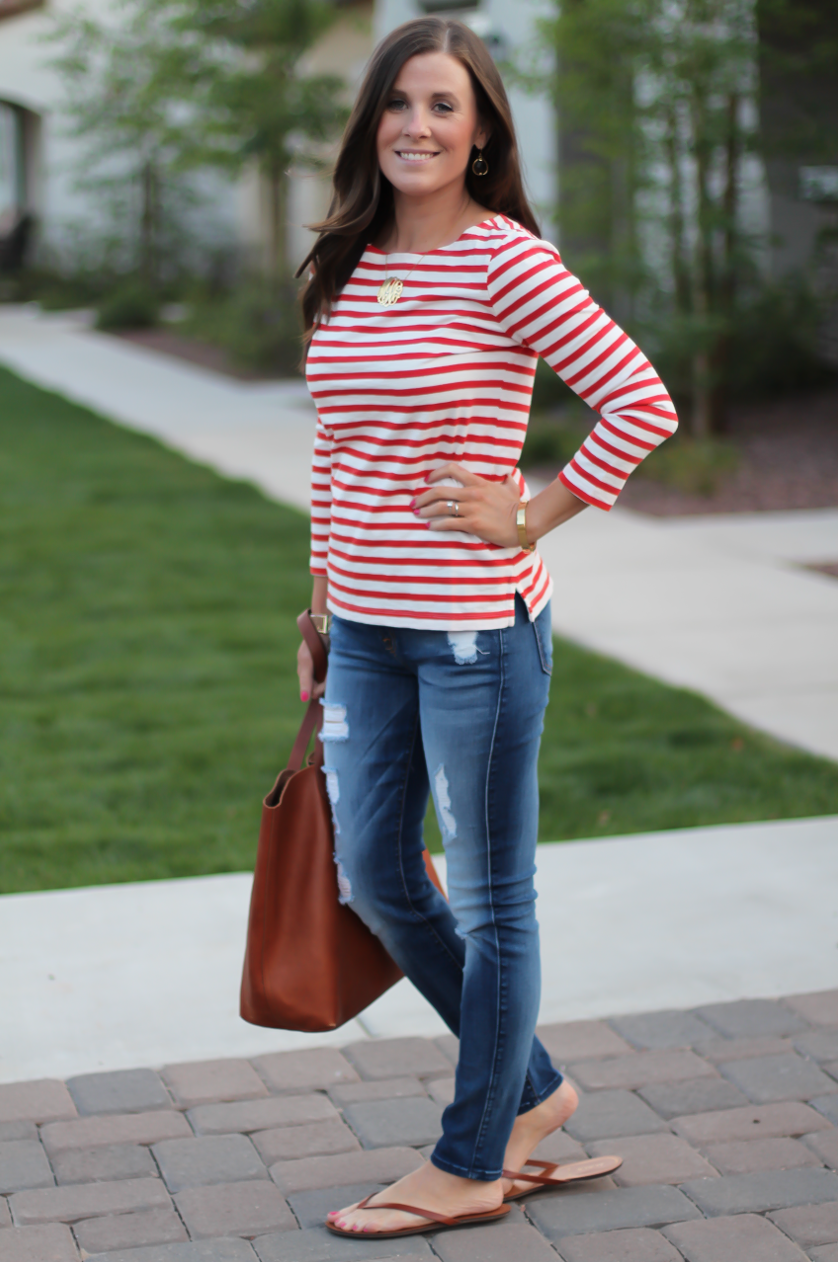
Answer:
[
  {"left": 413, "top": 461, "right": 584, "bottom": 548},
  {"left": 413, "top": 234, "right": 678, "bottom": 547}
]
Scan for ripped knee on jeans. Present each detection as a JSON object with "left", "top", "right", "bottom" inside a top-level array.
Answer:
[
  {"left": 323, "top": 763, "right": 353, "bottom": 904},
  {"left": 321, "top": 701, "right": 349, "bottom": 742},
  {"left": 432, "top": 764, "right": 457, "bottom": 841},
  {"left": 334, "top": 855, "right": 353, "bottom": 904}
]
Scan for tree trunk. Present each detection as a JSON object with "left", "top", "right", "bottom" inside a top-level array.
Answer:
[
  {"left": 690, "top": 88, "right": 716, "bottom": 439},
  {"left": 140, "top": 159, "right": 157, "bottom": 286},
  {"left": 709, "top": 91, "right": 740, "bottom": 433},
  {"left": 667, "top": 106, "right": 691, "bottom": 318},
  {"left": 267, "top": 161, "right": 288, "bottom": 289},
  {"left": 666, "top": 101, "right": 693, "bottom": 411},
  {"left": 609, "top": 62, "right": 637, "bottom": 325}
]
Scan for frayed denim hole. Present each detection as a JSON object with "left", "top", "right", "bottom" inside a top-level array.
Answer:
[
  {"left": 446, "top": 630, "right": 488, "bottom": 665},
  {"left": 324, "top": 764, "right": 351, "bottom": 902},
  {"left": 321, "top": 700, "right": 349, "bottom": 741},
  {"left": 432, "top": 764, "right": 457, "bottom": 840},
  {"left": 334, "top": 855, "right": 353, "bottom": 905},
  {"left": 323, "top": 765, "right": 341, "bottom": 837}
]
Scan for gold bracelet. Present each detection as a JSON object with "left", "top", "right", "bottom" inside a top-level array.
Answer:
[
  {"left": 517, "top": 503, "right": 535, "bottom": 552},
  {"left": 310, "top": 612, "right": 331, "bottom": 635}
]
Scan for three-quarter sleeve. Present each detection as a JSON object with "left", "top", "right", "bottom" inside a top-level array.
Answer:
[
  {"left": 309, "top": 410, "right": 333, "bottom": 576},
  {"left": 487, "top": 234, "right": 678, "bottom": 509}
]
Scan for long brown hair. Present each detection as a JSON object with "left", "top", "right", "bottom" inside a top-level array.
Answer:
[{"left": 297, "top": 17, "right": 541, "bottom": 335}]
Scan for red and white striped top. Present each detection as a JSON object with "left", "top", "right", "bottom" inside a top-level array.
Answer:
[{"left": 307, "top": 214, "right": 677, "bottom": 629}]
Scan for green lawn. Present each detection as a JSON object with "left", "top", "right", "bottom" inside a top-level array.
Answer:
[{"left": 1, "top": 364, "right": 836, "bottom": 894}]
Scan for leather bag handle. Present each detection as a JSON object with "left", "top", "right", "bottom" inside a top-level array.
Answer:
[
  {"left": 297, "top": 609, "right": 328, "bottom": 683},
  {"left": 287, "top": 610, "right": 329, "bottom": 772},
  {"left": 288, "top": 697, "right": 322, "bottom": 771}
]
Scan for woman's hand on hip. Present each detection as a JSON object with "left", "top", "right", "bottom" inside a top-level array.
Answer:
[
  {"left": 297, "top": 639, "right": 327, "bottom": 703},
  {"left": 411, "top": 463, "right": 520, "bottom": 548}
]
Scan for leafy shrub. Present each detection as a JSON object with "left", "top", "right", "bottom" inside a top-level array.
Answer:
[
  {"left": 647, "top": 276, "right": 837, "bottom": 414},
  {"left": 96, "top": 282, "right": 160, "bottom": 331},
  {"left": 725, "top": 280, "right": 837, "bottom": 398},
  {"left": 3, "top": 263, "right": 111, "bottom": 310},
  {"left": 183, "top": 282, "right": 302, "bottom": 376},
  {"left": 639, "top": 436, "right": 739, "bottom": 497},
  {"left": 530, "top": 356, "right": 580, "bottom": 412},
  {"left": 521, "top": 359, "right": 594, "bottom": 469},
  {"left": 520, "top": 417, "right": 585, "bottom": 470}
]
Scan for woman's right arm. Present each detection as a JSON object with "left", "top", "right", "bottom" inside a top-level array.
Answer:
[
  {"left": 297, "top": 576, "right": 329, "bottom": 702},
  {"left": 298, "top": 405, "right": 333, "bottom": 703}
]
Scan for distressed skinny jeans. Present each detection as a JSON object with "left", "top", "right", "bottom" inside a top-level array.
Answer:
[{"left": 321, "top": 594, "right": 562, "bottom": 1181}]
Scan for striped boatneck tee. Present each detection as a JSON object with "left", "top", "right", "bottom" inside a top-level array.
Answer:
[{"left": 306, "top": 214, "right": 678, "bottom": 630}]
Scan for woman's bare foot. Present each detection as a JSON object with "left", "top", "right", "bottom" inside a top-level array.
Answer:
[
  {"left": 326, "top": 1159, "right": 503, "bottom": 1235},
  {"left": 501, "top": 1078, "right": 579, "bottom": 1198}
]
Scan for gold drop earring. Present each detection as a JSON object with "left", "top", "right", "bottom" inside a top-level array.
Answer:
[{"left": 472, "top": 150, "right": 489, "bottom": 177}]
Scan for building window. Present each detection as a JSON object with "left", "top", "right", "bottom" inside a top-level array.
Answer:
[{"left": 800, "top": 167, "right": 838, "bottom": 204}]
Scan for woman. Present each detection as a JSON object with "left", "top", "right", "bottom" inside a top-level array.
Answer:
[{"left": 296, "top": 16, "right": 677, "bottom": 1240}]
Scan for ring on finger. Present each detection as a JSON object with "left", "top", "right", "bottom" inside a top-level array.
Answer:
[{"left": 446, "top": 499, "right": 459, "bottom": 517}]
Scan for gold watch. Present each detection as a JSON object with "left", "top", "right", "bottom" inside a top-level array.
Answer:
[{"left": 517, "top": 503, "right": 535, "bottom": 553}]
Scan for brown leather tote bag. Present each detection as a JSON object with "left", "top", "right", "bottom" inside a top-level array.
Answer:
[{"left": 240, "top": 610, "right": 445, "bottom": 1032}]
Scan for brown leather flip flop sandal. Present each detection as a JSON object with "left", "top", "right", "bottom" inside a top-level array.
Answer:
[
  {"left": 503, "top": 1155, "right": 623, "bottom": 1201},
  {"left": 325, "top": 1192, "right": 510, "bottom": 1239}
]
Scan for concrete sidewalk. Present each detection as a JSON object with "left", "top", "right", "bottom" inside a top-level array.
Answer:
[
  {"left": 3, "top": 816, "right": 836, "bottom": 1085},
  {"left": 1, "top": 305, "right": 837, "bottom": 761}
]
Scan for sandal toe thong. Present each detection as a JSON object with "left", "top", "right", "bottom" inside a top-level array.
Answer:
[
  {"left": 325, "top": 1192, "right": 510, "bottom": 1239},
  {"left": 502, "top": 1155, "right": 623, "bottom": 1201}
]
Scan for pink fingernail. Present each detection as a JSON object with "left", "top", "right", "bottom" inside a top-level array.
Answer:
[
  {"left": 301, "top": 691, "right": 309, "bottom": 702},
  {"left": 408, "top": 498, "right": 416, "bottom": 508}
]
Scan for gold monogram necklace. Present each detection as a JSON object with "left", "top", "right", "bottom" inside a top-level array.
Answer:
[
  {"left": 376, "top": 207, "right": 477, "bottom": 305},
  {"left": 376, "top": 251, "right": 430, "bottom": 306}
]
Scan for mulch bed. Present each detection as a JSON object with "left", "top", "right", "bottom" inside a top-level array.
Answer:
[{"left": 617, "top": 386, "right": 838, "bottom": 517}]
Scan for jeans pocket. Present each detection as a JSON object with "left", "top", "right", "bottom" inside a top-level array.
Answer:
[{"left": 532, "top": 604, "right": 553, "bottom": 676}]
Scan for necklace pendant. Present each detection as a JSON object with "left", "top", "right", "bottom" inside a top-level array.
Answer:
[{"left": 377, "top": 277, "right": 403, "bottom": 306}]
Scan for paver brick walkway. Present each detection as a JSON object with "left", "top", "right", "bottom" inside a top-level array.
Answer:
[{"left": 2, "top": 990, "right": 838, "bottom": 1261}]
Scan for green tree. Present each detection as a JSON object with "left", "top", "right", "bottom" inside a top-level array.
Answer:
[
  {"left": 46, "top": 0, "right": 348, "bottom": 288},
  {"left": 526, "top": 0, "right": 763, "bottom": 435},
  {"left": 757, "top": 0, "right": 838, "bottom": 167},
  {"left": 173, "top": 0, "right": 348, "bottom": 283},
  {"left": 45, "top": 0, "right": 202, "bottom": 285}
]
